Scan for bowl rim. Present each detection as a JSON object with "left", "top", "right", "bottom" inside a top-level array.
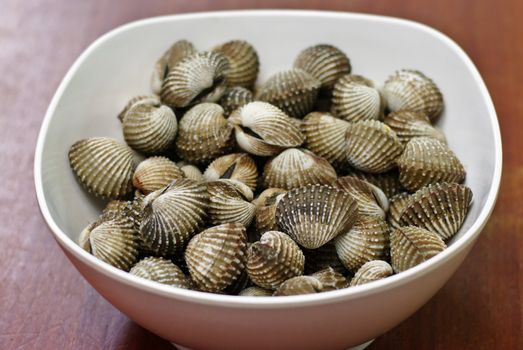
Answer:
[{"left": 34, "top": 9, "right": 502, "bottom": 308}]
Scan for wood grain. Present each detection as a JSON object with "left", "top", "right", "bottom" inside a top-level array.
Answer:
[{"left": 0, "top": 0, "right": 521, "bottom": 349}]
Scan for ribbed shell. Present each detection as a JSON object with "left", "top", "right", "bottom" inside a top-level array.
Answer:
[
  {"left": 140, "top": 179, "right": 209, "bottom": 256},
  {"left": 263, "top": 148, "right": 337, "bottom": 190},
  {"left": 132, "top": 157, "right": 184, "bottom": 195},
  {"left": 254, "top": 188, "right": 287, "bottom": 234},
  {"left": 345, "top": 120, "right": 404, "bottom": 173},
  {"left": 350, "top": 260, "right": 393, "bottom": 286},
  {"left": 293, "top": 44, "right": 351, "bottom": 90},
  {"left": 246, "top": 231, "right": 305, "bottom": 290},
  {"left": 398, "top": 183, "right": 473, "bottom": 240},
  {"left": 255, "top": 69, "right": 321, "bottom": 118},
  {"left": 273, "top": 276, "right": 323, "bottom": 296},
  {"left": 334, "top": 176, "right": 389, "bottom": 219},
  {"left": 397, "top": 137, "right": 466, "bottom": 191},
  {"left": 224, "top": 270, "right": 251, "bottom": 295},
  {"left": 174, "top": 103, "right": 234, "bottom": 165},
  {"left": 390, "top": 226, "right": 446, "bottom": 272},
  {"left": 176, "top": 161, "right": 204, "bottom": 181},
  {"left": 219, "top": 86, "right": 254, "bottom": 115},
  {"left": 161, "top": 51, "right": 230, "bottom": 107},
  {"left": 382, "top": 69, "right": 444, "bottom": 121},
  {"left": 239, "top": 286, "right": 273, "bottom": 296},
  {"left": 151, "top": 40, "right": 197, "bottom": 94},
  {"left": 347, "top": 169, "right": 403, "bottom": 199},
  {"left": 311, "top": 267, "right": 349, "bottom": 291},
  {"left": 301, "top": 112, "right": 351, "bottom": 171},
  {"left": 388, "top": 192, "right": 411, "bottom": 229},
  {"left": 102, "top": 199, "right": 129, "bottom": 217},
  {"left": 276, "top": 185, "right": 359, "bottom": 249},
  {"left": 384, "top": 110, "right": 446, "bottom": 144},
  {"left": 129, "top": 257, "right": 192, "bottom": 289},
  {"left": 331, "top": 75, "right": 384, "bottom": 122},
  {"left": 229, "top": 101, "right": 305, "bottom": 156},
  {"left": 207, "top": 180, "right": 256, "bottom": 227},
  {"left": 334, "top": 215, "right": 389, "bottom": 272},
  {"left": 69, "top": 137, "right": 136, "bottom": 198},
  {"left": 117, "top": 95, "right": 160, "bottom": 122},
  {"left": 303, "top": 242, "right": 347, "bottom": 275},
  {"left": 204, "top": 153, "right": 258, "bottom": 191},
  {"left": 212, "top": 40, "right": 259, "bottom": 88},
  {"left": 185, "top": 223, "right": 247, "bottom": 293}
]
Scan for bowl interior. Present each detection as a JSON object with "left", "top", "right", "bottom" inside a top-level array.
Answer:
[{"left": 37, "top": 11, "right": 499, "bottom": 271}]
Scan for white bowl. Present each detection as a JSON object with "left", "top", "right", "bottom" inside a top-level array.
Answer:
[{"left": 34, "top": 10, "right": 501, "bottom": 350}]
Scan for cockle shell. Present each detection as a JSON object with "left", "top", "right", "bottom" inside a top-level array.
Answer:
[
  {"left": 382, "top": 69, "right": 444, "bottom": 121},
  {"left": 276, "top": 185, "right": 359, "bottom": 249},
  {"left": 390, "top": 226, "right": 446, "bottom": 272},
  {"left": 263, "top": 148, "right": 337, "bottom": 190},
  {"left": 102, "top": 199, "right": 129, "bottom": 217},
  {"left": 334, "top": 215, "right": 389, "bottom": 272},
  {"left": 311, "top": 267, "right": 349, "bottom": 291},
  {"left": 174, "top": 103, "right": 234, "bottom": 164},
  {"left": 398, "top": 182, "right": 473, "bottom": 240},
  {"left": 350, "top": 260, "right": 393, "bottom": 286},
  {"left": 345, "top": 120, "right": 404, "bottom": 173},
  {"left": 387, "top": 192, "right": 411, "bottom": 229},
  {"left": 212, "top": 40, "right": 259, "bottom": 88},
  {"left": 255, "top": 69, "right": 321, "bottom": 118},
  {"left": 246, "top": 231, "right": 305, "bottom": 290},
  {"left": 396, "top": 137, "right": 466, "bottom": 191},
  {"left": 151, "top": 40, "right": 197, "bottom": 94},
  {"left": 219, "top": 86, "right": 254, "bottom": 115},
  {"left": 132, "top": 157, "right": 184, "bottom": 195},
  {"left": 239, "top": 286, "right": 272, "bottom": 296},
  {"left": 229, "top": 101, "right": 305, "bottom": 156},
  {"left": 129, "top": 257, "right": 192, "bottom": 289},
  {"left": 207, "top": 180, "right": 256, "bottom": 227},
  {"left": 253, "top": 188, "right": 287, "bottom": 234},
  {"left": 140, "top": 179, "right": 209, "bottom": 256},
  {"left": 347, "top": 169, "right": 403, "bottom": 198},
  {"left": 303, "top": 242, "right": 347, "bottom": 275},
  {"left": 384, "top": 110, "right": 446, "bottom": 144},
  {"left": 69, "top": 137, "right": 137, "bottom": 199},
  {"left": 293, "top": 44, "right": 351, "bottom": 90},
  {"left": 117, "top": 95, "right": 160, "bottom": 122},
  {"left": 331, "top": 75, "right": 384, "bottom": 122},
  {"left": 101, "top": 198, "right": 143, "bottom": 233},
  {"left": 224, "top": 270, "right": 251, "bottom": 295},
  {"left": 122, "top": 103, "right": 178, "bottom": 154},
  {"left": 333, "top": 176, "right": 389, "bottom": 219},
  {"left": 176, "top": 161, "right": 204, "bottom": 181},
  {"left": 185, "top": 223, "right": 247, "bottom": 293},
  {"left": 161, "top": 51, "right": 230, "bottom": 107},
  {"left": 273, "top": 276, "right": 323, "bottom": 296},
  {"left": 203, "top": 153, "right": 258, "bottom": 191},
  {"left": 301, "top": 112, "right": 351, "bottom": 171}
]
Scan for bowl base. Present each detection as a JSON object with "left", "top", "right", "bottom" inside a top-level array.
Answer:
[{"left": 171, "top": 339, "right": 374, "bottom": 350}]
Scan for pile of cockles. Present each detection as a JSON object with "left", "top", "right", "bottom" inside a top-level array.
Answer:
[{"left": 69, "top": 39, "right": 472, "bottom": 296}]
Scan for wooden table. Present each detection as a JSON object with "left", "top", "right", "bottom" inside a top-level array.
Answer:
[{"left": 1, "top": 0, "right": 521, "bottom": 349}]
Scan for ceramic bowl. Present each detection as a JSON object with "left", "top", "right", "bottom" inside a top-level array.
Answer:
[{"left": 34, "top": 10, "right": 501, "bottom": 350}]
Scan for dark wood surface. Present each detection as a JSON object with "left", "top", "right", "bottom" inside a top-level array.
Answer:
[{"left": 1, "top": 0, "right": 521, "bottom": 349}]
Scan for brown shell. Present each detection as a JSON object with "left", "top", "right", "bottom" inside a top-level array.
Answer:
[
  {"left": 350, "top": 260, "right": 393, "bottom": 286},
  {"left": 384, "top": 110, "right": 446, "bottom": 144},
  {"left": 219, "top": 86, "right": 254, "bottom": 116},
  {"left": 345, "top": 120, "right": 404, "bottom": 173},
  {"left": 387, "top": 192, "right": 411, "bottom": 229},
  {"left": 263, "top": 148, "right": 337, "bottom": 190},
  {"left": 390, "top": 226, "right": 446, "bottom": 273},
  {"left": 203, "top": 153, "right": 258, "bottom": 192},
  {"left": 132, "top": 157, "right": 184, "bottom": 195},
  {"left": 212, "top": 40, "right": 259, "bottom": 88},
  {"left": 102, "top": 199, "right": 129, "bottom": 217},
  {"left": 396, "top": 137, "right": 466, "bottom": 191},
  {"left": 303, "top": 242, "right": 347, "bottom": 275},
  {"left": 331, "top": 75, "right": 384, "bottom": 122},
  {"left": 334, "top": 176, "right": 389, "bottom": 219},
  {"left": 253, "top": 188, "right": 288, "bottom": 234},
  {"left": 346, "top": 169, "right": 403, "bottom": 198},
  {"left": 239, "top": 286, "right": 273, "bottom": 296},
  {"left": 117, "top": 95, "right": 160, "bottom": 122},
  {"left": 311, "top": 267, "right": 349, "bottom": 291},
  {"left": 398, "top": 182, "right": 473, "bottom": 240},
  {"left": 207, "top": 180, "right": 256, "bottom": 227},
  {"left": 129, "top": 257, "right": 192, "bottom": 289},
  {"left": 276, "top": 185, "right": 359, "bottom": 249},
  {"left": 176, "top": 161, "right": 204, "bottom": 181},
  {"left": 69, "top": 137, "right": 136, "bottom": 199},
  {"left": 185, "top": 223, "right": 247, "bottom": 293},
  {"left": 151, "top": 40, "right": 197, "bottom": 94},
  {"left": 273, "top": 276, "right": 323, "bottom": 296}
]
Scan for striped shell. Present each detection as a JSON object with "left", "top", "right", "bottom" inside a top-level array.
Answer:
[
  {"left": 69, "top": 137, "right": 136, "bottom": 199},
  {"left": 303, "top": 242, "right": 347, "bottom": 275},
  {"left": 276, "top": 185, "right": 359, "bottom": 249},
  {"left": 334, "top": 215, "right": 389, "bottom": 272},
  {"left": 247, "top": 231, "right": 305, "bottom": 290},
  {"left": 185, "top": 223, "right": 247, "bottom": 293},
  {"left": 219, "top": 86, "right": 254, "bottom": 115},
  {"left": 334, "top": 176, "right": 389, "bottom": 219},
  {"left": 398, "top": 183, "right": 473, "bottom": 240},
  {"left": 102, "top": 199, "right": 129, "bottom": 217},
  {"left": 174, "top": 103, "right": 234, "bottom": 165},
  {"left": 332, "top": 75, "right": 384, "bottom": 122},
  {"left": 390, "top": 226, "right": 446, "bottom": 272},
  {"left": 254, "top": 188, "right": 288, "bottom": 234},
  {"left": 161, "top": 51, "right": 230, "bottom": 107},
  {"left": 117, "top": 95, "right": 160, "bottom": 122},
  {"left": 311, "top": 267, "right": 349, "bottom": 291},
  {"left": 207, "top": 180, "right": 256, "bottom": 227},
  {"left": 387, "top": 192, "right": 411, "bottom": 229},
  {"left": 273, "top": 276, "right": 323, "bottom": 296},
  {"left": 350, "top": 260, "right": 393, "bottom": 286},
  {"left": 176, "top": 161, "right": 204, "bottom": 181},
  {"left": 345, "top": 120, "right": 404, "bottom": 173},
  {"left": 212, "top": 40, "right": 259, "bottom": 88},
  {"left": 132, "top": 157, "right": 184, "bottom": 195},
  {"left": 255, "top": 69, "right": 321, "bottom": 118},
  {"left": 151, "top": 40, "right": 197, "bottom": 94},
  {"left": 204, "top": 153, "right": 258, "bottom": 191},
  {"left": 293, "top": 44, "right": 351, "bottom": 90},
  {"left": 224, "top": 270, "right": 251, "bottom": 295},
  {"left": 140, "top": 179, "right": 209, "bottom": 256},
  {"left": 382, "top": 69, "right": 444, "bottom": 121},
  {"left": 397, "top": 137, "right": 466, "bottom": 191},
  {"left": 129, "top": 257, "right": 192, "bottom": 289},
  {"left": 301, "top": 112, "right": 351, "bottom": 171},
  {"left": 229, "top": 101, "right": 305, "bottom": 156},
  {"left": 263, "top": 148, "right": 337, "bottom": 190},
  {"left": 384, "top": 110, "right": 446, "bottom": 144},
  {"left": 239, "top": 286, "right": 273, "bottom": 296},
  {"left": 347, "top": 169, "right": 403, "bottom": 198}
]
